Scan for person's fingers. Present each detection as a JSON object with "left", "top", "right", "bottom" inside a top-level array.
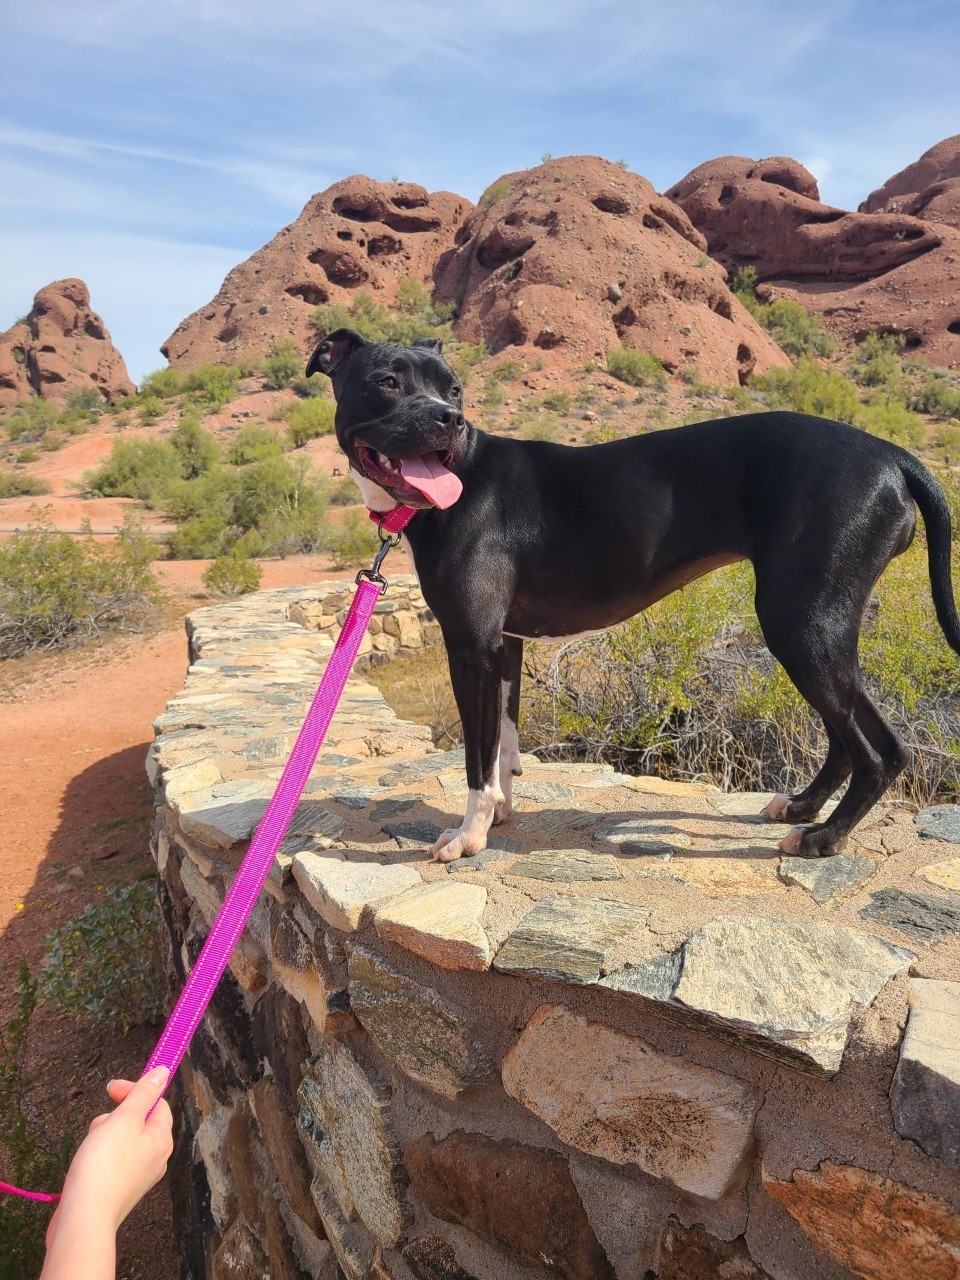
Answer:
[
  {"left": 87, "top": 1113, "right": 111, "bottom": 1133},
  {"left": 117, "top": 1067, "right": 169, "bottom": 1120},
  {"left": 106, "top": 1078, "right": 135, "bottom": 1104},
  {"left": 145, "top": 1096, "right": 173, "bottom": 1138},
  {"left": 46, "top": 1203, "right": 60, "bottom": 1248}
]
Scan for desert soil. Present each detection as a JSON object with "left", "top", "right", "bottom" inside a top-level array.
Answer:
[{"left": 0, "top": 551, "right": 352, "bottom": 1280}]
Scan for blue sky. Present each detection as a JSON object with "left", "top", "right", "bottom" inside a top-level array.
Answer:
[{"left": 1, "top": 0, "right": 957, "bottom": 384}]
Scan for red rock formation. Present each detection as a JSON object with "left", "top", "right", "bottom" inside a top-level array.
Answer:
[
  {"left": 669, "top": 152, "right": 960, "bottom": 368},
  {"left": 162, "top": 177, "right": 472, "bottom": 369},
  {"left": 0, "top": 279, "right": 134, "bottom": 409},
  {"left": 861, "top": 134, "right": 960, "bottom": 228},
  {"left": 434, "top": 156, "right": 787, "bottom": 385}
]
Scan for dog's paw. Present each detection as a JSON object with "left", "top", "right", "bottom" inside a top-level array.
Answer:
[
  {"left": 431, "top": 828, "right": 487, "bottom": 863},
  {"left": 761, "top": 793, "right": 792, "bottom": 821},
  {"left": 493, "top": 797, "right": 512, "bottom": 825},
  {"left": 778, "top": 824, "right": 816, "bottom": 856}
]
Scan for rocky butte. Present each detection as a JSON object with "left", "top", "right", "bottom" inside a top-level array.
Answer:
[{"left": 0, "top": 278, "right": 135, "bottom": 409}]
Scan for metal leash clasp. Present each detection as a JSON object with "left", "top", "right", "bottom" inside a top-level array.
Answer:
[{"left": 356, "top": 518, "right": 402, "bottom": 594}]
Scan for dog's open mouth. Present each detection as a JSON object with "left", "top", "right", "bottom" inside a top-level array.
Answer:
[{"left": 355, "top": 444, "right": 463, "bottom": 509}]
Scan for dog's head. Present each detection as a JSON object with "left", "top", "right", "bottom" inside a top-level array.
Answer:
[{"left": 305, "top": 328, "right": 467, "bottom": 510}]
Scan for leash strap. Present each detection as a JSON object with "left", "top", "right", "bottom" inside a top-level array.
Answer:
[{"left": 2, "top": 506, "right": 417, "bottom": 1204}]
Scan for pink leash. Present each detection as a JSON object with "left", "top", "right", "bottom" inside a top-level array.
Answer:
[{"left": 2, "top": 506, "right": 416, "bottom": 1204}]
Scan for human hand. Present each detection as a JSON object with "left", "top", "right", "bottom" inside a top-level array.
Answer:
[{"left": 46, "top": 1067, "right": 174, "bottom": 1250}]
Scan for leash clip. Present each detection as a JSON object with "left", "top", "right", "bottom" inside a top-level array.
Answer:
[{"left": 355, "top": 517, "right": 403, "bottom": 594}]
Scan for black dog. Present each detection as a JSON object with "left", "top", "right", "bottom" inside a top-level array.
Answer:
[{"left": 307, "top": 328, "right": 960, "bottom": 862}]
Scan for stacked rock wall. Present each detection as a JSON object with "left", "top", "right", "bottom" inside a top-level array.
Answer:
[{"left": 151, "top": 582, "right": 960, "bottom": 1280}]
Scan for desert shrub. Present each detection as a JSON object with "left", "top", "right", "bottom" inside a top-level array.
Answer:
[
  {"left": 138, "top": 393, "right": 164, "bottom": 423},
  {"left": 170, "top": 410, "right": 219, "bottom": 478},
  {"left": 606, "top": 347, "right": 667, "bottom": 388},
  {"left": 3, "top": 398, "right": 61, "bottom": 442},
  {"left": 0, "top": 514, "right": 160, "bottom": 657},
  {"left": 488, "top": 358, "right": 523, "bottom": 383},
  {"left": 325, "top": 508, "right": 377, "bottom": 569},
  {"left": 849, "top": 332, "right": 905, "bottom": 389},
  {"left": 140, "top": 367, "right": 182, "bottom": 398},
  {"left": 279, "top": 397, "right": 337, "bottom": 447},
  {"left": 730, "top": 265, "right": 759, "bottom": 307},
  {"left": 180, "top": 363, "right": 240, "bottom": 413},
  {"left": 290, "top": 372, "right": 326, "bottom": 399},
  {"left": 202, "top": 552, "right": 262, "bottom": 596},
  {"left": 754, "top": 298, "right": 835, "bottom": 359},
  {"left": 0, "top": 963, "right": 74, "bottom": 1280},
  {"left": 856, "top": 396, "right": 926, "bottom": 448},
  {"left": 752, "top": 359, "right": 860, "bottom": 423},
  {"left": 15, "top": 447, "right": 40, "bottom": 464},
  {"left": 262, "top": 339, "right": 302, "bottom": 390},
  {"left": 226, "top": 423, "right": 286, "bottom": 465},
  {"left": 0, "top": 471, "right": 52, "bottom": 499},
  {"left": 65, "top": 385, "right": 104, "bottom": 414},
  {"left": 542, "top": 391, "right": 572, "bottom": 414},
  {"left": 586, "top": 422, "right": 619, "bottom": 444},
  {"left": 479, "top": 179, "right": 512, "bottom": 208},
  {"left": 519, "top": 413, "right": 562, "bottom": 442},
  {"left": 446, "top": 341, "right": 487, "bottom": 385},
  {"left": 523, "top": 542, "right": 960, "bottom": 804},
  {"left": 913, "top": 372, "right": 960, "bottom": 420},
  {"left": 39, "top": 885, "right": 164, "bottom": 1032},
  {"left": 329, "top": 475, "right": 361, "bottom": 505},
  {"left": 932, "top": 420, "right": 960, "bottom": 463},
  {"left": 85, "top": 437, "right": 183, "bottom": 505}
]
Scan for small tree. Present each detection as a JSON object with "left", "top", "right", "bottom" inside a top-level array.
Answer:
[{"left": 262, "top": 339, "right": 302, "bottom": 390}]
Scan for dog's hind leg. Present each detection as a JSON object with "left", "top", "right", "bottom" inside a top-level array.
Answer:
[
  {"left": 495, "top": 636, "right": 524, "bottom": 824},
  {"left": 761, "top": 722, "right": 851, "bottom": 823},
  {"left": 432, "top": 638, "right": 505, "bottom": 862}
]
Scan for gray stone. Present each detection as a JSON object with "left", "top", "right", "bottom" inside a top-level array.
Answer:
[
  {"left": 600, "top": 951, "right": 684, "bottom": 1001},
  {"left": 332, "top": 787, "right": 381, "bottom": 809},
  {"left": 891, "top": 979, "right": 960, "bottom": 1172},
  {"left": 380, "top": 750, "right": 465, "bottom": 785},
  {"left": 174, "top": 778, "right": 274, "bottom": 849},
  {"left": 859, "top": 888, "right": 960, "bottom": 945},
  {"left": 347, "top": 947, "right": 491, "bottom": 1099},
  {"left": 594, "top": 816, "right": 692, "bottom": 853},
  {"left": 446, "top": 844, "right": 519, "bottom": 874},
  {"left": 512, "top": 778, "right": 575, "bottom": 802},
  {"left": 506, "top": 848, "right": 622, "bottom": 882},
  {"left": 239, "top": 733, "right": 293, "bottom": 762},
  {"left": 286, "top": 802, "right": 345, "bottom": 843},
  {"left": 516, "top": 807, "right": 603, "bottom": 839},
  {"left": 674, "top": 917, "right": 914, "bottom": 1074},
  {"left": 292, "top": 853, "right": 422, "bottom": 932},
  {"left": 373, "top": 882, "right": 492, "bottom": 971},
  {"left": 320, "top": 752, "right": 362, "bottom": 768},
  {"left": 384, "top": 819, "right": 443, "bottom": 849},
  {"left": 502, "top": 1005, "right": 762, "bottom": 1199},
  {"left": 916, "top": 804, "right": 960, "bottom": 844},
  {"left": 371, "top": 794, "right": 427, "bottom": 824},
  {"left": 779, "top": 852, "right": 878, "bottom": 904},
  {"left": 494, "top": 896, "right": 649, "bottom": 984},
  {"left": 297, "top": 1039, "right": 408, "bottom": 1247}
]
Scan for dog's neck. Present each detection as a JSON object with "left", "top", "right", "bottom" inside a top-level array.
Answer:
[{"left": 348, "top": 465, "right": 398, "bottom": 512}]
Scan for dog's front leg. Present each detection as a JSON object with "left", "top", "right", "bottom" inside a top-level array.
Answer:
[{"left": 432, "top": 639, "right": 504, "bottom": 863}]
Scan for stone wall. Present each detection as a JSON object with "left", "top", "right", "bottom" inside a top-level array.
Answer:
[{"left": 150, "top": 582, "right": 960, "bottom": 1280}]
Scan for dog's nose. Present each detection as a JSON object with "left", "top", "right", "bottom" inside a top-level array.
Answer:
[{"left": 432, "top": 404, "right": 463, "bottom": 429}]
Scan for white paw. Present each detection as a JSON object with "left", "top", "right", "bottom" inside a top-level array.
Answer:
[
  {"left": 778, "top": 824, "right": 814, "bottom": 855},
  {"left": 493, "top": 796, "right": 512, "bottom": 825},
  {"left": 761, "top": 793, "right": 792, "bottom": 821},
  {"left": 431, "top": 827, "right": 488, "bottom": 863}
]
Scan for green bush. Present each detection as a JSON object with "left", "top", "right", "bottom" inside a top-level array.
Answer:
[
  {"left": 290, "top": 372, "right": 326, "bottom": 399},
  {"left": 226, "top": 423, "right": 286, "bottom": 465},
  {"left": 488, "top": 359, "right": 524, "bottom": 383},
  {"left": 758, "top": 299, "right": 835, "bottom": 359},
  {"left": 0, "top": 471, "right": 52, "bottom": 499},
  {"left": 280, "top": 397, "right": 337, "bottom": 447},
  {"left": 85, "top": 437, "right": 183, "bottom": 505},
  {"left": 39, "top": 885, "right": 164, "bottom": 1032},
  {"left": 3, "top": 398, "right": 61, "bottom": 442},
  {"left": 606, "top": 346, "right": 667, "bottom": 388},
  {"left": 848, "top": 332, "right": 904, "bottom": 389},
  {"left": 180, "top": 363, "right": 240, "bottom": 413},
  {"left": 138, "top": 393, "right": 164, "bottom": 422},
  {"left": 170, "top": 410, "right": 220, "bottom": 478},
  {"left": 15, "top": 447, "right": 40, "bottom": 464},
  {"left": 856, "top": 396, "right": 926, "bottom": 447},
  {"left": 479, "top": 179, "right": 512, "bottom": 208},
  {"left": 326, "top": 508, "right": 377, "bottom": 569},
  {"left": 140, "top": 367, "right": 182, "bottom": 398},
  {"left": 752, "top": 359, "right": 860, "bottom": 423},
  {"left": 542, "top": 391, "right": 572, "bottom": 414},
  {"left": 913, "top": 373, "right": 960, "bottom": 420},
  {"left": 202, "top": 553, "right": 262, "bottom": 596},
  {"left": 262, "top": 339, "right": 302, "bottom": 390},
  {"left": 0, "top": 963, "right": 74, "bottom": 1280},
  {"left": 0, "top": 514, "right": 160, "bottom": 657},
  {"left": 730, "top": 265, "right": 759, "bottom": 306},
  {"left": 65, "top": 385, "right": 104, "bottom": 414},
  {"left": 329, "top": 475, "right": 361, "bottom": 505},
  {"left": 519, "top": 413, "right": 562, "bottom": 442}
]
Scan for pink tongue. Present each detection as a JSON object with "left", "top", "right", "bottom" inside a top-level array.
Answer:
[{"left": 397, "top": 452, "right": 463, "bottom": 509}]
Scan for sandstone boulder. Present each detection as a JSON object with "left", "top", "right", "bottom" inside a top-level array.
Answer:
[
  {"left": 861, "top": 133, "right": 960, "bottom": 229},
  {"left": 0, "top": 278, "right": 134, "bottom": 409},
  {"left": 434, "top": 155, "right": 788, "bottom": 385},
  {"left": 162, "top": 176, "right": 472, "bottom": 369}
]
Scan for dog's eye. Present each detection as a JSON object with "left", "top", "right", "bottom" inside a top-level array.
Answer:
[
  {"left": 450, "top": 384, "right": 462, "bottom": 399},
  {"left": 379, "top": 375, "right": 399, "bottom": 391}
]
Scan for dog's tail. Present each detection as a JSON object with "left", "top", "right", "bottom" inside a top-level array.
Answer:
[{"left": 900, "top": 452, "right": 960, "bottom": 656}]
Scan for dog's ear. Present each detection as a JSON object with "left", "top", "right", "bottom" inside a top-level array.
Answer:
[
  {"left": 412, "top": 336, "right": 443, "bottom": 355},
  {"left": 305, "top": 328, "right": 368, "bottom": 378}
]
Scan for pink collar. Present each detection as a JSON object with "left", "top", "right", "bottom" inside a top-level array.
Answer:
[{"left": 366, "top": 504, "right": 418, "bottom": 533}]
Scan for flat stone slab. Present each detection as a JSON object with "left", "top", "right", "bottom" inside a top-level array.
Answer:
[
  {"left": 506, "top": 848, "right": 622, "bottom": 883},
  {"left": 373, "top": 882, "right": 491, "bottom": 971},
  {"left": 494, "top": 896, "right": 648, "bottom": 984},
  {"left": 292, "top": 853, "right": 421, "bottom": 933},
  {"left": 600, "top": 952, "right": 684, "bottom": 1002},
  {"left": 371, "top": 795, "right": 427, "bottom": 824},
  {"left": 779, "top": 852, "right": 878, "bottom": 904},
  {"left": 446, "top": 844, "right": 519, "bottom": 875},
  {"left": 515, "top": 808, "right": 602, "bottom": 839},
  {"left": 347, "top": 947, "right": 491, "bottom": 1099},
  {"left": 859, "top": 888, "right": 960, "bottom": 945},
  {"left": 712, "top": 791, "right": 838, "bottom": 822},
  {"left": 673, "top": 917, "right": 913, "bottom": 1074},
  {"left": 891, "top": 979, "right": 960, "bottom": 1172},
  {"left": 916, "top": 858, "right": 960, "bottom": 893},
  {"left": 286, "top": 802, "right": 345, "bottom": 844},
  {"left": 915, "top": 804, "right": 960, "bottom": 843},
  {"left": 594, "top": 816, "right": 692, "bottom": 853},
  {"left": 383, "top": 820, "right": 443, "bottom": 849},
  {"left": 331, "top": 787, "right": 381, "bottom": 810},
  {"left": 669, "top": 857, "right": 783, "bottom": 898},
  {"left": 502, "top": 1005, "right": 762, "bottom": 1199},
  {"left": 511, "top": 778, "right": 574, "bottom": 802},
  {"left": 379, "top": 750, "right": 465, "bottom": 786},
  {"left": 173, "top": 778, "right": 274, "bottom": 849}
]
